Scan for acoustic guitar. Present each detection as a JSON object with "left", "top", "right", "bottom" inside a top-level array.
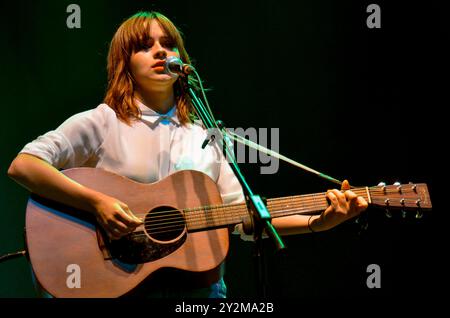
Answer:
[{"left": 25, "top": 167, "right": 432, "bottom": 297}]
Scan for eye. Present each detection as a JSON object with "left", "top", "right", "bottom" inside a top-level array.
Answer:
[
  {"left": 161, "top": 38, "right": 176, "bottom": 50},
  {"left": 139, "top": 39, "right": 154, "bottom": 52},
  {"left": 141, "top": 44, "right": 150, "bottom": 52}
]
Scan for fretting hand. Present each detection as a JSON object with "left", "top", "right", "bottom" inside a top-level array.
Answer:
[{"left": 311, "top": 180, "right": 368, "bottom": 232}]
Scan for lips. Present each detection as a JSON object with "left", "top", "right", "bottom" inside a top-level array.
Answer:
[{"left": 152, "top": 61, "right": 166, "bottom": 68}]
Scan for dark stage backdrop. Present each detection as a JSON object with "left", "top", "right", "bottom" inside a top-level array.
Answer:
[{"left": 0, "top": 0, "right": 446, "bottom": 305}]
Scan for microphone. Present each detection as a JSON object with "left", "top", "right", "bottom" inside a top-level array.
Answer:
[{"left": 164, "top": 56, "right": 195, "bottom": 77}]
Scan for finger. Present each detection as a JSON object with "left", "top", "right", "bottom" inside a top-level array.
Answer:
[
  {"left": 326, "top": 191, "right": 339, "bottom": 207},
  {"left": 110, "top": 234, "right": 122, "bottom": 240},
  {"left": 124, "top": 207, "right": 144, "bottom": 225},
  {"left": 119, "top": 204, "right": 143, "bottom": 226},
  {"left": 97, "top": 219, "right": 122, "bottom": 240},
  {"left": 341, "top": 179, "right": 351, "bottom": 191},
  {"left": 107, "top": 219, "right": 130, "bottom": 234},
  {"left": 345, "top": 191, "right": 360, "bottom": 215},
  {"left": 344, "top": 190, "right": 358, "bottom": 202},
  {"left": 107, "top": 228, "right": 122, "bottom": 240},
  {"left": 330, "top": 189, "right": 346, "bottom": 206},
  {"left": 357, "top": 196, "right": 369, "bottom": 210}
]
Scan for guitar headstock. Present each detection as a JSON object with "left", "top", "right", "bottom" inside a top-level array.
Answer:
[{"left": 368, "top": 182, "right": 432, "bottom": 216}]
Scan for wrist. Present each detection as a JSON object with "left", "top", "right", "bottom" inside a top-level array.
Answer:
[
  {"left": 83, "top": 188, "right": 108, "bottom": 214},
  {"left": 309, "top": 214, "right": 326, "bottom": 233},
  {"left": 307, "top": 215, "right": 316, "bottom": 233}
]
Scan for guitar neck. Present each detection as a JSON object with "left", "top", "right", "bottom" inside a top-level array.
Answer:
[
  {"left": 184, "top": 188, "right": 367, "bottom": 232},
  {"left": 184, "top": 183, "right": 431, "bottom": 232}
]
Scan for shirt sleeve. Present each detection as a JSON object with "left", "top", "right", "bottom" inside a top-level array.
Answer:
[
  {"left": 19, "top": 104, "right": 111, "bottom": 170},
  {"left": 214, "top": 144, "right": 267, "bottom": 241},
  {"left": 214, "top": 144, "right": 245, "bottom": 205}
]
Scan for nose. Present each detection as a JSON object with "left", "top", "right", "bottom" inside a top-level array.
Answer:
[{"left": 153, "top": 42, "right": 167, "bottom": 59}]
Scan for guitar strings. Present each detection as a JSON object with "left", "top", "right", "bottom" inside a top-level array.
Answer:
[
  {"left": 130, "top": 187, "right": 424, "bottom": 224},
  {"left": 129, "top": 196, "right": 427, "bottom": 237},
  {"left": 136, "top": 196, "right": 424, "bottom": 234},
  {"left": 130, "top": 186, "right": 424, "bottom": 220},
  {"left": 138, "top": 193, "right": 421, "bottom": 226},
  {"left": 129, "top": 200, "right": 425, "bottom": 238},
  {"left": 133, "top": 188, "right": 424, "bottom": 230},
  {"left": 123, "top": 190, "right": 425, "bottom": 237}
]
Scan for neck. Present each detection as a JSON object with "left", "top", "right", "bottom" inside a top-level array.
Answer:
[
  {"left": 184, "top": 188, "right": 375, "bottom": 233},
  {"left": 135, "top": 87, "right": 175, "bottom": 114}
]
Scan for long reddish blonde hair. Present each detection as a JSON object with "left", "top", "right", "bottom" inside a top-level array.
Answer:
[{"left": 104, "top": 11, "right": 196, "bottom": 125}]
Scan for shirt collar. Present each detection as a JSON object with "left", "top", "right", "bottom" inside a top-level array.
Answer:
[{"left": 136, "top": 99, "right": 180, "bottom": 126}]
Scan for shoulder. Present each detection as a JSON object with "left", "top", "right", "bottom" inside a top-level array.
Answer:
[
  {"left": 61, "top": 103, "right": 116, "bottom": 126},
  {"left": 54, "top": 103, "right": 119, "bottom": 139},
  {"left": 76, "top": 103, "right": 116, "bottom": 120},
  {"left": 96, "top": 103, "right": 117, "bottom": 116},
  {"left": 185, "top": 119, "right": 208, "bottom": 133},
  {"left": 192, "top": 119, "right": 205, "bottom": 128}
]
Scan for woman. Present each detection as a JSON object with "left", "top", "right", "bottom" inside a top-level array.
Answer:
[{"left": 7, "top": 11, "right": 368, "bottom": 298}]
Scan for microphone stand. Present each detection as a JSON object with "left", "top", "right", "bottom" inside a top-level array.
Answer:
[{"left": 183, "top": 76, "right": 286, "bottom": 297}]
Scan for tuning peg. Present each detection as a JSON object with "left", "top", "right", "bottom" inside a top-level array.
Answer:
[
  {"left": 385, "top": 209, "right": 392, "bottom": 218},
  {"left": 402, "top": 210, "right": 407, "bottom": 218},
  {"left": 356, "top": 215, "right": 369, "bottom": 235},
  {"left": 384, "top": 199, "right": 391, "bottom": 218},
  {"left": 415, "top": 210, "right": 423, "bottom": 219},
  {"left": 394, "top": 182, "right": 402, "bottom": 193},
  {"left": 362, "top": 221, "right": 368, "bottom": 231},
  {"left": 378, "top": 182, "right": 386, "bottom": 192}
]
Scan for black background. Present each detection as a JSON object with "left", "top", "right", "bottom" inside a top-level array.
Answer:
[{"left": 0, "top": 0, "right": 447, "bottom": 308}]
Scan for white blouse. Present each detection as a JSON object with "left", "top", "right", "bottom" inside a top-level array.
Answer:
[
  {"left": 20, "top": 101, "right": 245, "bottom": 204},
  {"left": 19, "top": 101, "right": 256, "bottom": 239}
]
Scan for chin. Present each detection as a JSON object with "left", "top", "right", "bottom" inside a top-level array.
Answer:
[
  {"left": 153, "top": 72, "right": 177, "bottom": 80},
  {"left": 146, "top": 76, "right": 178, "bottom": 87}
]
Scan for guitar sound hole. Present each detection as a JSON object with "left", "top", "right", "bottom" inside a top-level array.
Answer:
[{"left": 144, "top": 206, "right": 185, "bottom": 242}]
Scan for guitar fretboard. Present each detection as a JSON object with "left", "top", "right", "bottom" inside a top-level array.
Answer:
[
  {"left": 183, "top": 183, "right": 431, "bottom": 232},
  {"left": 184, "top": 189, "right": 369, "bottom": 232}
]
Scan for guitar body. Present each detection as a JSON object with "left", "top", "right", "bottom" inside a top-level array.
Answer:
[{"left": 25, "top": 168, "right": 229, "bottom": 298}]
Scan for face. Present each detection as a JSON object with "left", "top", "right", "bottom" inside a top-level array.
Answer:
[{"left": 129, "top": 20, "right": 180, "bottom": 92}]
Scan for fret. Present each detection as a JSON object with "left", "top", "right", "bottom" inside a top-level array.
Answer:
[
  {"left": 184, "top": 184, "right": 431, "bottom": 232},
  {"left": 312, "top": 193, "right": 318, "bottom": 214},
  {"left": 185, "top": 203, "right": 248, "bottom": 232}
]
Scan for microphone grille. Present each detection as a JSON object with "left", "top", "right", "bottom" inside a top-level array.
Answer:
[{"left": 164, "top": 56, "right": 183, "bottom": 77}]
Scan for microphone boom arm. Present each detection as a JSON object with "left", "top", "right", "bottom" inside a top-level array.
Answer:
[
  {"left": 185, "top": 75, "right": 286, "bottom": 253},
  {"left": 223, "top": 130, "right": 344, "bottom": 186}
]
